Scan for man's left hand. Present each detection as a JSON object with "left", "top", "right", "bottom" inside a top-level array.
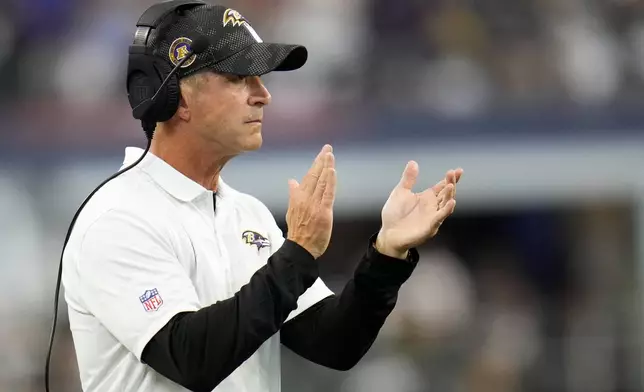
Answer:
[{"left": 375, "top": 162, "right": 463, "bottom": 259}]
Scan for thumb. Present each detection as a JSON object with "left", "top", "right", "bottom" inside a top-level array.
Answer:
[
  {"left": 398, "top": 161, "right": 419, "bottom": 190},
  {"left": 288, "top": 179, "right": 300, "bottom": 197}
]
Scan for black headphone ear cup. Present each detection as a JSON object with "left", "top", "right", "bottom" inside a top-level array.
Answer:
[
  {"left": 126, "top": 54, "right": 181, "bottom": 124},
  {"left": 153, "top": 59, "right": 180, "bottom": 122},
  {"left": 127, "top": 71, "right": 154, "bottom": 111},
  {"left": 127, "top": 53, "right": 161, "bottom": 118}
]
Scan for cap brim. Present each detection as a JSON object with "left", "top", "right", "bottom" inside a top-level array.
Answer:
[{"left": 207, "top": 43, "right": 308, "bottom": 76}]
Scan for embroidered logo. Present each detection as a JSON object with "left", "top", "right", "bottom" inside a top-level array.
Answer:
[
  {"left": 241, "top": 230, "right": 270, "bottom": 251},
  {"left": 139, "top": 288, "right": 164, "bottom": 312},
  {"left": 222, "top": 8, "right": 263, "bottom": 42},
  {"left": 223, "top": 8, "right": 247, "bottom": 27},
  {"left": 168, "top": 37, "right": 197, "bottom": 68}
]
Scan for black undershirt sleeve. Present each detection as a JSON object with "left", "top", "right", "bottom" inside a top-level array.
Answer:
[
  {"left": 280, "top": 233, "right": 419, "bottom": 370},
  {"left": 141, "top": 240, "right": 318, "bottom": 392}
]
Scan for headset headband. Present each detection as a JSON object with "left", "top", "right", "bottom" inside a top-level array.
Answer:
[
  {"left": 130, "top": 0, "right": 206, "bottom": 52},
  {"left": 137, "top": 0, "right": 206, "bottom": 27}
]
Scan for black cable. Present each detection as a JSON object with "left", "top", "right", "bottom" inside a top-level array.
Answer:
[{"left": 45, "top": 133, "right": 154, "bottom": 392}]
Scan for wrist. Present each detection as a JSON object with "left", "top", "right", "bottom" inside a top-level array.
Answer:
[
  {"left": 375, "top": 231, "right": 408, "bottom": 260},
  {"left": 286, "top": 234, "right": 320, "bottom": 259}
]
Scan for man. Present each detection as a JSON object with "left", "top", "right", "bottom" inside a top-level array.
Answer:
[{"left": 61, "top": 2, "right": 463, "bottom": 392}]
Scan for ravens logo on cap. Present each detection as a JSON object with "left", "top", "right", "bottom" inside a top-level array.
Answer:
[{"left": 223, "top": 8, "right": 247, "bottom": 27}]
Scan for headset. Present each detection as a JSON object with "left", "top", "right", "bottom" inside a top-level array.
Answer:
[{"left": 44, "top": 1, "right": 209, "bottom": 391}]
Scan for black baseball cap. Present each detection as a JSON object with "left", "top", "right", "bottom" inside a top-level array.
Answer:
[{"left": 147, "top": 4, "right": 308, "bottom": 78}]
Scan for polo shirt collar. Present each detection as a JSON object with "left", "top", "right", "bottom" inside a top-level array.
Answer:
[{"left": 123, "top": 147, "right": 233, "bottom": 202}]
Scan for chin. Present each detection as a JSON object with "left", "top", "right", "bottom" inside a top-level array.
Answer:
[{"left": 244, "top": 133, "right": 263, "bottom": 151}]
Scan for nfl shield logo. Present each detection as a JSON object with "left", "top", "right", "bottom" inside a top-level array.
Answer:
[{"left": 139, "top": 288, "right": 164, "bottom": 312}]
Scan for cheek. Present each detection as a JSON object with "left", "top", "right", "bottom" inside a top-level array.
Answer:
[
  {"left": 194, "top": 96, "right": 222, "bottom": 125},
  {"left": 213, "top": 97, "right": 244, "bottom": 126},
  {"left": 193, "top": 97, "right": 234, "bottom": 139},
  {"left": 192, "top": 85, "right": 248, "bottom": 133}
]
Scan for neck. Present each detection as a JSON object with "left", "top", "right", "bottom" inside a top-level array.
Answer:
[{"left": 150, "top": 133, "right": 233, "bottom": 192}]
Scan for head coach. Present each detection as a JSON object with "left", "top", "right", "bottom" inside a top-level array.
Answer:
[{"left": 55, "top": 1, "right": 463, "bottom": 391}]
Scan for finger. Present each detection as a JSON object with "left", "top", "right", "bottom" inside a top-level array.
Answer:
[
  {"left": 303, "top": 145, "right": 331, "bottom": 181},
  {"left": 433, "top": 199, "right": 456, "bottom": 227},
  {"left": 398, "top": 161, "right": 419, "bottom": 191},
  {"left": 326, "top": 151, "right": 336, "bottom": 170},
  {"left": 445, "top": 169, "right": 459, "bottom": 198},
  {"left": 431, "top": 178, "right": 447, "bottom": 195},
  {"left": 312, "top": 167, "right": 330, "bottom": 203},
  {"left": 446, "top": 170, "right": 456, "bottom": 199},
  {"left": 450, "top": 168, "right": 463, "bottom": 198},
  {"left": 437, "top": 183, "right": 454, "bottom": 208},
  {"left": 446, "top": 170, "right": 456, "bottom": 185},
  {"left": 300, "top": 145, "right": 332, "bottom": 193},
  {"left": 301, "top": 151, "right": 330, "bottom": 194},
  {"left": 454, "top": 168, "right": 464, "bottom": 183},
  {"left": 321, "top": 168, "right": 337, "bottom": 208},
  {"left": 431, "top": 169, "right": 455, "bottom": 195},
  {"left": 288, "top": 179, "right": 300, "bottom": 198}
]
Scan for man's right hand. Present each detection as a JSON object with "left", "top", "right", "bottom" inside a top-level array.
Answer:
[{"left": 286, "top": 145, "right": 336, "bottom": 259}]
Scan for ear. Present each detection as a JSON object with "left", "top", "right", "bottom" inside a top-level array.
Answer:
[{"left": 176, "top": 87, "right": 191, "bottom": 122}]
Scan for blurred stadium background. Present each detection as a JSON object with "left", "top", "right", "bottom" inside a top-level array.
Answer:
[{"left": 2, "top": 0, "right": 644, "bottom": 391}]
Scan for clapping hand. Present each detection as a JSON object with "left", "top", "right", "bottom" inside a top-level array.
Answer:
[{"left": 375, "top": 161, "right": 463, "bottom": 259}]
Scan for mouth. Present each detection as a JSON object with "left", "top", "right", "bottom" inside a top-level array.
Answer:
[{"left": 245, "top": 119, "right": 262, "bottom": 124}]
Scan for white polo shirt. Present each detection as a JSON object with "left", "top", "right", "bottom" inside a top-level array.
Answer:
[{"left": 62, "top": 147, "right": 333, "bottom": 392}]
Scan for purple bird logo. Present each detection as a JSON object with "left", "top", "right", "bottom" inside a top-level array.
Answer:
[{"left": 242, "top": 230, "right": 270, "bottom": 251}]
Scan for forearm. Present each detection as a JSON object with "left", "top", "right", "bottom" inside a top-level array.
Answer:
[
  {"left": 141, "top": 240, "right": 317, "bottom": 392},
  {"left": 281, "top": 234, "right": 418, "bottom": 370}
]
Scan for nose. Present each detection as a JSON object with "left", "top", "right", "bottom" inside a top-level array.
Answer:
[{"left": 248, "top": 76, "right": 272, "bottom": 107}]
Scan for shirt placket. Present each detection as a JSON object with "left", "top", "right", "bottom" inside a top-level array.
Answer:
[{"left": 212, "top": 192, "right": 234, "bottom": 295}]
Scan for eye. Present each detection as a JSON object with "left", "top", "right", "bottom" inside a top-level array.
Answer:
[{"left": 226, "top": 74, "right": 246, "bottom": 83}]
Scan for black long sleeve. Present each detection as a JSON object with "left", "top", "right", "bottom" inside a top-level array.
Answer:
[
  {"left": 141, "top": 240, "right": 318, "bottom": 392},
  {"left": 281, "top": 233, "right": 419, "bottom": 370}
]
